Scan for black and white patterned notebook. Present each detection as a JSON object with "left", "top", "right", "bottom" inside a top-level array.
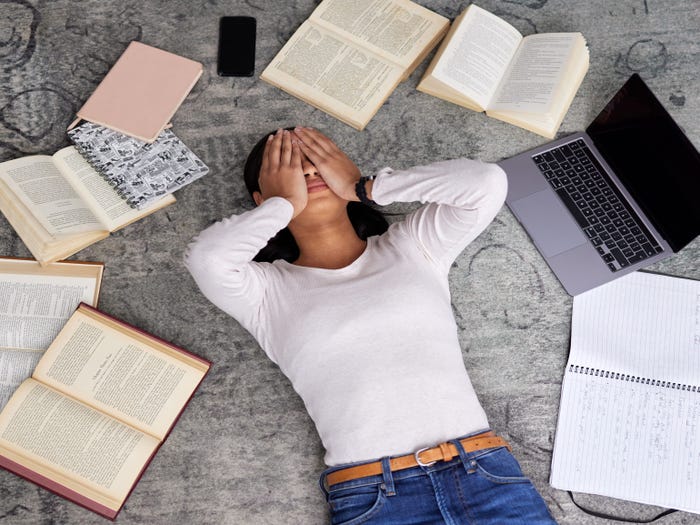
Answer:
[{"left": 67, "top": 122, "right": 209, "bottom": 209}]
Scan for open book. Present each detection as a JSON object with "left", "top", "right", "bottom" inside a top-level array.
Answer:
[
  {"left": 0, "top": 257, "right": 103, "bottom": 410},
  {"left": 0, "top": 147, "right": 175, "bottom": 265},
  {"left": 550, "top": 271, "right": 700, "bottom": 514},
  {"left": 261, "top": 0, "right": 449, "bottom": 130},
  {"left": 0, "top": 303, "right": 210, "bottom": 519},
  {"left": 417, "top": 4, "right": 589, "bottom": 138}
]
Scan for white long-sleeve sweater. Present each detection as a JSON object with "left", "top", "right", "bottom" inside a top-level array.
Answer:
[{"left": 185, "top": 158, "right": 508, "bottom": 466}]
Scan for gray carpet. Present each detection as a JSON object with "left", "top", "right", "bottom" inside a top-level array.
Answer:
[{"left": 1, "top": 0, "right": 699, "bottom": 523}]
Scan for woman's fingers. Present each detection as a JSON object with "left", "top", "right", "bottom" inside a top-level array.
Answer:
[
  {"left": 294, "top": 134, "right": 330, "bottom": 173},
  {"left": 256, "top": 131, "right": 307, "bottom": 217},
  {"left": 290, "top": 140, "right": 302, "bottom": 169},
  {"left": 294, "top": 127, "right": 334, "bottom": 156},
  {"left": 297, "top": 126, "right": 331, "bottom": 146},
  {"left": 260, "top": 134, "right": 274, "bottom": 174},
  {"left": 294, "top": 137, "right": 317, "bottom": 166},
  {"left": 280, "top": 129, "right": 293, "bottom": 165},
  {"left": 267, "top": 129, "right": 284, "bottom": 170}
]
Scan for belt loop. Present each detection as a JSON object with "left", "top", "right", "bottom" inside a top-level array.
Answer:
[
  {"left": 439, "top": 442, "right": 455, "bottom": 462},
  {"left": 319, "top": 470, "right": 330, "bottom": 498},
  {"left": 452, "top": 438, "right": 477, "bottom": 475},
  {"left": 380, "top": 457, "right": 396, "bottom": 496}
]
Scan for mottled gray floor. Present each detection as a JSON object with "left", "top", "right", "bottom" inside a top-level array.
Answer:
[{"left": 1, "top": 1, "right": 699, "bottom": 524}]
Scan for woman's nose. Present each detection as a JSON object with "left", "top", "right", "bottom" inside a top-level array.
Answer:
[{"left": 302, "top": 158, "right": 319, "bottom": 178}]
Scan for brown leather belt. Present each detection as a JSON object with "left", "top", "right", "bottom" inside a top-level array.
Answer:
[{"left": 326, "top": 431, "right": 510, "bottom": 487}]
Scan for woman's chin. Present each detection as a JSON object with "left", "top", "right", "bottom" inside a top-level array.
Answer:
[{"left": 298, "top": 192, "right": 348, "bottom": 217}]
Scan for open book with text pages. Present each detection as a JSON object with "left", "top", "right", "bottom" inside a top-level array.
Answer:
[
  {"left": 0, "top": 147, "right": 175, "bottom": 265},
  {"left": 0, "top": 257, "right": 103, "bottom": 410},
  {"left": 0, "top": 303, "right": 210, "bottom": 519},
  {"left": 417, "top": 4, "right": 589, "bottom": 138},
  {"left": 261, "top": 0, "right": 449, "bottom": 130}
]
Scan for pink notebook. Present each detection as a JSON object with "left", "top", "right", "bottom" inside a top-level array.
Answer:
[{"left": 69, "top": 41, "right": 203, "bottom": 143}]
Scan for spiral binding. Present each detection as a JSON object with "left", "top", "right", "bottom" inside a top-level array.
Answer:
[
  {"left": 69, "top": 121, "right": 209, "bottom": 211},
  {"left": 68, "top": 124, "right": 139, "bottom": 209},
  {"left": 568, "top": 364, "right": 699, "bottom": 392}
]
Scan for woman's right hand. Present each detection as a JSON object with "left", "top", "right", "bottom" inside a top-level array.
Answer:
[{"left": 258, "top": 129, "right": 308, "bottom": 218}]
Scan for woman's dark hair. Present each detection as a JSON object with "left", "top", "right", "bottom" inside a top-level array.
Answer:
[{"left": 243, "top": 128, "right": 388, "bottom": 263}]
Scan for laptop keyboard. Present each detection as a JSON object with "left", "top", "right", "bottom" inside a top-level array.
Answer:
[{"left": 532, "top": 139, "right": 663, "bottom": 272}]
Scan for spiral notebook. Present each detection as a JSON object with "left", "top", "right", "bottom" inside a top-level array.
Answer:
[
  {"left": 550, "top": 271, "right": 700, "bottom": 514},
  {"left": 68, "top": 122, "right": 208, "bottom": 209}
]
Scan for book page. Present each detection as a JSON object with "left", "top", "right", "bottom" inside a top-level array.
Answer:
[
  {"left": 0, "top": 182, "right": 109, "bottom": 265},
  {"left": 33, "top": 307, "right": 207, "bottom": 440},
  {"left": 0, "top": 261, "right": 101, "bottom": 409},
  {"left": 550, "top": 271, "right": 700, "bottom": 513},
  {"left": 261, "top": 20, "right": 404, "bottom": 130},
  {"left": 0, "top": 350, "right": 41, "bottom": 410},
  {"left": 489, "top": 33, "right": 579, "bottom": 113},
  {"left": 0, "top": 157, "right": 105, "bottom": 236},
  {"left": 0, "top": 379, "right": 159, "bottom": 509},
  {"left": 0, "top": 271, "right": 99, "bottom": 351},
  {"left": 52, "top": 147, "right": 173, "bottom": 232},
  {"left": 430, "top": 5, "right": 522, "bottom": 110},
  {"left": 311, "top": 0, "right": 448, "bottom": 69},
  {"left": 0, "top": 178, "right": 56, "bottom": 248}
]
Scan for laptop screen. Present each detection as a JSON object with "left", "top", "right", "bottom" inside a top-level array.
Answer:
[{"left": 586, "top": 74, "right": 700, "bottom": 252}]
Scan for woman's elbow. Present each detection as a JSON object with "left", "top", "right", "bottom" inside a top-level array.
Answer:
[
  {"left": 183, "top": 240, "right": 220, "bottom": 283},
  {"left": 484, "top": 163, "right": 509, "bottom": 207}
]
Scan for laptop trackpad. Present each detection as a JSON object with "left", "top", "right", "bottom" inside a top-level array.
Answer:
[{"left": 510, "top": 190, "right": 587, "bottom": 257}]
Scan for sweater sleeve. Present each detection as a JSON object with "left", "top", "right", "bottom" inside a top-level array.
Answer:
[
  {"left": 371, "top": 158, "right": 507, "bottom": 273},
  {"left": 184, "top": 197, "right": 294, "bottom": 326}
]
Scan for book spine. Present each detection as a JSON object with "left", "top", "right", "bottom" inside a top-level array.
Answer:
[{"left": 568, "top": 364, "right": 699, "bottom": 392}]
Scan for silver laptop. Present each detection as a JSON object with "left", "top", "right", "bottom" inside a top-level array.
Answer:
[{"left": 499, "top": 74, "right": 700, "bottom": 296}]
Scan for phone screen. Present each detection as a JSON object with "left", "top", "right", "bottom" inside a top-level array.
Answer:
[{"left": 218, "top": 16, "right": 256, "bottom": 77}]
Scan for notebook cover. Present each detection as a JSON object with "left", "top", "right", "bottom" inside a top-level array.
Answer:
[
  {"left": 74, "top": 41, "right": 203, "bottom": 143},
  {"left": 67, "top": 122, "right": 209, "bottom": 209}
]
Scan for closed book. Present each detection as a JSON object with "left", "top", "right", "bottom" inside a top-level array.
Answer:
[{"left": 69, "top": 41, "right": 203, "bottom": 143}]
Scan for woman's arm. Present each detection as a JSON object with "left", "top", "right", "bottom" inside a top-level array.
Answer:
[
  {"left": 372, "top": 157, "right": 508, "bottom": 273},
  {"left": 184, "top": 197, "right": 293, "bottom": 323},
  {"left": 185, "top": 130, "right": 305, "bottom": 324},
  {"left": 288, "top": 127, "right": 506, "bottom": 272}
]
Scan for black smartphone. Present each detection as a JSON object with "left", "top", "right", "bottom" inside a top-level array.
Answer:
[{"left": 217, "top": 16, "right": 256, "bottom": 77}]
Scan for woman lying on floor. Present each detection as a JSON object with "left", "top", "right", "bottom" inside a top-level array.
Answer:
[{"left": 185, "top": 127, "right": 556, "bottom": 524}]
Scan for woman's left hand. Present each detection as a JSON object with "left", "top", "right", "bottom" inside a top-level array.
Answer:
[{"left": 293, "top": 127, "right": 361, "bottom": 201}]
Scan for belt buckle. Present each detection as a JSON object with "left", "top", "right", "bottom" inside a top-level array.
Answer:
[{"left": 414, "top": 447, "right": 437, "bottom": 467}]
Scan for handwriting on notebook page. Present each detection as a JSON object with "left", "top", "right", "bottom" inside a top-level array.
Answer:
[{"left": 551, "top": 272, "right": 700, "bottom": 514}]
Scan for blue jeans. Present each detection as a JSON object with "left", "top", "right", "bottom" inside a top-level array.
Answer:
[{"left": 319, "top": 436, "right": 556, "bottom": 524}]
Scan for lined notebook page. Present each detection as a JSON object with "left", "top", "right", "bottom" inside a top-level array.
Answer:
[
  {"left": 569, "top": 271, "right": 700, "bottom": 383},
  {"left": 551, "top": 271, "right": 700, "bottom": 514}
]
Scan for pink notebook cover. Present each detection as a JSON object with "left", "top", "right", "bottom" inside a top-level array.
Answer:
[{"left": 71, "top": 41, "right": 203, "bottom": 143}]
